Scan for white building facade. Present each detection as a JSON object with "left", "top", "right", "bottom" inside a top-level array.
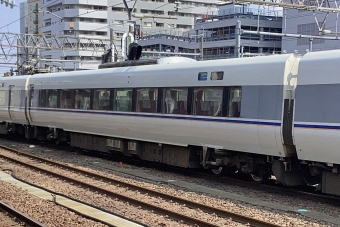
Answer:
[
  {"left": 20, "top": 0, "right": 42, "bottom": 34},
  {"left": 40, "top": 0, "right": 108, "bottom": 70},
  {"left": 19, "top": 0, "right": 43, "bottom": 73}
]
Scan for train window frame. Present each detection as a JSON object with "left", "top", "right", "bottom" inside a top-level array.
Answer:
[
  {"left": 93, "top": 88, "right": 111, "bottom": 111},
  {"left": 136, "top": 88, "right": 158, "bottom": 113},
  {"left": 227, "top": 86, "right": 242, "bottom": 118},
  {"left": 192, "top": 87, "right": 223, "bottom": 117},
  {"left": 162, "top": 87, "right": 188, "bottom": 115},
  {"left": 38, "top": 90, "right": 48, "bottom": 107},
  {"left": 47, "top": 89, "right": 59, "bottom": 108},
  {"left": 74, "top": 89, "right": 91, "bottom": 110},
  {"left": 113, "top": 88, "right": 133, "bottom": 112},
  {"left": 211, "top": 71, "right": 224, "bottom": 80},
  {"left": 60, "top": 89, "right": 75, "bottom": 109}
]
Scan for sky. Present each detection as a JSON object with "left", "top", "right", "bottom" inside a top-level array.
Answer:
[
  {"left": 0, "top": 0, "right": 25, "bottom": 33},
  {"left": 0, "top": 0, "right": 26, "bottom": 73}
]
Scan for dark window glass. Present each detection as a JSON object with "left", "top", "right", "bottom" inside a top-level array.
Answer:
[
  {"left": 227, "top": 87, "right": 242, "bottom": 117},
  {"left": 60, "top": 89, "right": 74, "bottom": 109},
  {"left": 47, "top": 89, "right": 58, "bottom": 108},
  {"left": 75, "top": 89, "right": 91, "bottom": 109},
  {"left": 211, "top": 71, "right": 223, "bottom": 80},
  {"left": 38, "top": 90, "right": 48, "bottom": 107},
  {"left": 163, "top": 87, "right": 187, "bottom": 114},
  {"left": 93, "top": 89, "right": 110, "bottom": 110},
  {"left": 192, "top": 87, "right": 223, "bottom": 116},
  {"left": 136, "top": 88, "right": 158, "bottom": 113},
  {"left": 113, "top": 88, "right": 132, "bottom": 111}
]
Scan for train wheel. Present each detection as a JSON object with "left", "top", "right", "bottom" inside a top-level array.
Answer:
[
  {"left": 211, "top": 167, "right": 224, "bottom": 176},
  {"left": 250, "top": 173, "right": 266, "bottom": 183},
  {"left": 250, "top": 165, "right": 269, "bottom": 183}
]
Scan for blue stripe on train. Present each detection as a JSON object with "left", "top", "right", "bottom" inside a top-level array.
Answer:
[{"left": 29, "top": 107, "right": 281, "bottom": 126}]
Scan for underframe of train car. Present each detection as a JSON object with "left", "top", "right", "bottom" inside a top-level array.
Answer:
[{"left": 2, "top": 122, "right": 340, "bottom": 196}]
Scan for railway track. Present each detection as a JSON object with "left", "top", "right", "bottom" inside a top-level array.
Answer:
[
  {"left": 0, "top": 144, "right": 280, "bottom": 227},
  {"left": 0, "top": 200, "right": 46, "bottom": 227}
]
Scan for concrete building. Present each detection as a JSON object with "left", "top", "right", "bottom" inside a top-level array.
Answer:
[
  {"left": 20, "top": 2, "right": 28, "bottom": 34},
  {"left": 107, "top": 0, "right": 219, "bottom": 59},
  {"left": 19, "top": 0, "right": 43, "bottom": 74},
  {"left": 20, "top": 0, "right": 42, "bottom": 34},
  {"left": 139, "top": 3, "right": 282, "bottom": 60},
  {"left": 40, "top": 0, "right": 108, "bottom": 70},
  {"left": 282, "top": 9, "right": 340, "bottom": 54}
]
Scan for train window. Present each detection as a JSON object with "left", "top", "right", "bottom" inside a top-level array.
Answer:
[
  {"left": 75, "top": 89, "right": 91, "bottom": 110},
  {"left": 163, "top": 88, "right": 187, "bottom": 114},
  {"left": 136, "top": 88, "right": 158, "bottom": 113},
  {"left": 38, "top": 90, "right": 48, "bottom": 107},
  {"left": 113, "top": 88, "right": 132, "bottom": 112},
  {"left": 211, "top": 71, "right": 223, "bottom": 80},
  {"left": 29, "top": 85, "right": 35, "bottom": 107},
  {"left": 47, "top": 90, "right": 58, "bottom": 108},
  {"left": 60, "top": 89, "right": 75, "bottom": 109},
  {"left": 93, "top": 89, "right": 110, "bottom": 110},
  {"left": 192, "top": 87, "right": 223, "bottom": 116},
  {"left": 227, "top": 87, "right": 242, "bottom": 117}
]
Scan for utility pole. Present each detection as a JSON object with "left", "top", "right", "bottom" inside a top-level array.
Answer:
[
  {"left": 110, "top": 28, "right": 116, "bottom": 62},
  {"left": 200, "top": 34, "right": 204, "bottom": 60},
  {"left": 122, "top": 0, "right": 131, "bottom": 20},
  {"left": 235, "top": 20, "right": 241, "bottom": 58},
  {"left": 309, "top": 38, "right": 313, "bottom": 52}
]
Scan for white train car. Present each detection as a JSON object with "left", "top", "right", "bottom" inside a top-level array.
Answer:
[
  {"left": 0, "top": 75, "right": 30, "bottom": 134},
  {"left": 3, "top": 51, "right": 340, "bottom": 194},
  {"left": 20, "top": 54, "right": 302, "bottom": 184},
  {"left": 294, "top": 50, "right": 340, "bottom": 195}
]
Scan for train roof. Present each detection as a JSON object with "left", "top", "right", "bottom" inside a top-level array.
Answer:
[
  {"left": 27, "top": 54, "right": 298, "bottom": 89},
  {"left": 298, "top": 49, "right": 340, "bottom": 85},
  {"left": 98, "top": 57, "right": 197, "bottom": 69}
]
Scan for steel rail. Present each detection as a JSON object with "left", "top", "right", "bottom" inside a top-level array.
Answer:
[
  {"left": 0, "top": 201, "right": 46, "bottom": 227},
  {"left": 0, "top": 145, "right": 280, "bottom": 227}
]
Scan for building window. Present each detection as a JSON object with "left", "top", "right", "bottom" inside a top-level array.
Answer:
[
  {"left": 143, "top": 22, "right": 152, "bottom": 27},
  {"left": 114, "top": 20, "right": 124, "bottom": 26},
  {"left": 297, "top": 23, "right": 325, "bottom": 45}
]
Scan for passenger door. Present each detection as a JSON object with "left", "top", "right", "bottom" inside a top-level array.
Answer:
[
  {"left": 28, "top": 85, "right": 34, "bottom": 122},
  {"left": 8, "top": 85, "right": 15, "bottom": 121}
]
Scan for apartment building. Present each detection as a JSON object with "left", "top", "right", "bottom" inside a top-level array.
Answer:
[
  {"left": 19, "top": 0, "right": 43, "bottom": 73},
  {"left": 20, "top": 0, "right": 42, "bottom": 34},
  {"left": 282, "top": 9, "right": 340, "bottom": 53},
  {"left": 40, "top": 0, "right": 108, "bottom": 70}
]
